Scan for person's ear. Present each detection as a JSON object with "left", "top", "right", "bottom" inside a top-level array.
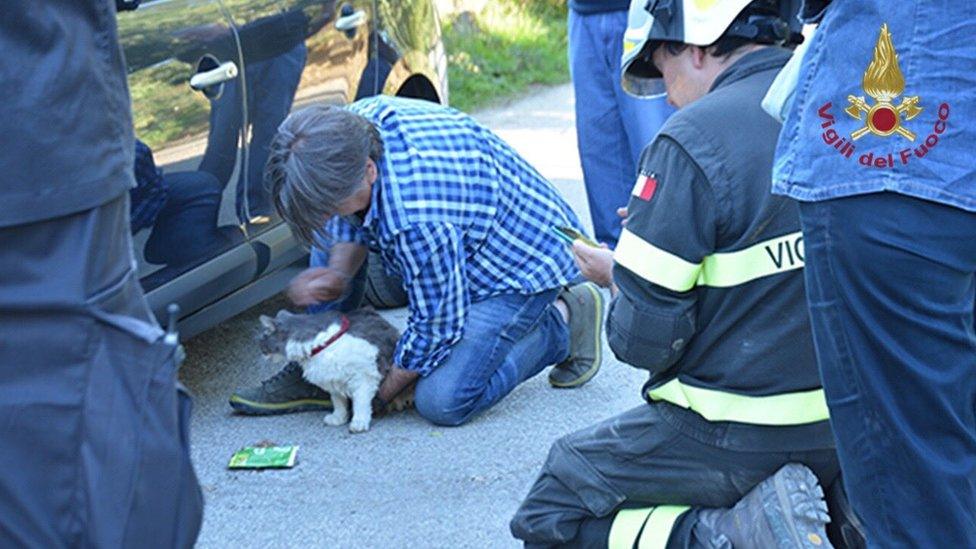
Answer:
[{"left": 365, "top": 158, "right": 378, "bottom": 185}]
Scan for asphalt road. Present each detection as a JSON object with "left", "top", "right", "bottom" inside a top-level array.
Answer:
[{"left": 180, "top": 84, "right": 648, "bottom": 548}]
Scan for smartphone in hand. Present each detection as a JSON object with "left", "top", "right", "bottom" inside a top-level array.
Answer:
[{"left": 551, "top": 226, "right": 601, "bottom": 248}]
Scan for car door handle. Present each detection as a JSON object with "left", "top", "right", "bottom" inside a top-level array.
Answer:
[
  {"left": 335, "top": 10, "right": 367, "bottom": 31},
  {"left": 190, "top": 60, "right": 238, "bottom": 91}
]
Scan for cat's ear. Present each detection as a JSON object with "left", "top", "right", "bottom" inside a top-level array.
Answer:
[{"left": 259, "top": 315, "right": 276, "bottom": 331}]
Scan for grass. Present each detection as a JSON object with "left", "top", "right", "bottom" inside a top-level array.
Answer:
[{"left": 441, "top": 0, "right": 569, "bottom": 112}]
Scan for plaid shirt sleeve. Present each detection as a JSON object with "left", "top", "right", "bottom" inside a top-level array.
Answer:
[
  {"left": 392, "top": 223, "right": 470, "bottom": 376},
  {"left": 319, "top": 215, "right": 368, "bottom": 246},
  {"left": 130, "top": 139, "right": 169, "bottom": 234}
]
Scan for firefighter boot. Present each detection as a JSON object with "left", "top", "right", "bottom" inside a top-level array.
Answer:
[{"left": 695, "top": 463, "right": 834, "bottom": 549}]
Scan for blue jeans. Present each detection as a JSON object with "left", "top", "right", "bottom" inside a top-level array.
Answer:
[
  {"left": 800, "top": 192, "right": 976, "bottom": 546},
  {"left": 306, "top": 248, "right": 570, "bottom": 426},
  {"left": 568, "top": 9, "right": 673, "bottom": 247},
  {"left": 414, "top": 289, "right": 570, "bottom": 426},
  {"left": 143, "top": 170, "right": 235, "bottom": 267}
]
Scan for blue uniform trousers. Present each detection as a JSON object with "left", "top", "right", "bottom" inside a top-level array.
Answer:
[
  {"left": 800, "top": 192, "right": 976, "bottom": 546},
  {"left": 0, "top": 196, "right": 203, "bottom": 547},
  {"left": 568, "top": 8, "right": 672, "bottom": 247}
]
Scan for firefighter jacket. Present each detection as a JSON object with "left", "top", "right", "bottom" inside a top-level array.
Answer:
[{"left": 608, "top": 48, "right": 831, "bottom": 432}]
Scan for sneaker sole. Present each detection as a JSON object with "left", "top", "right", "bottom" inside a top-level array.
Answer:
[
  {"left": 228, "top": 394, "right": 333, "bottom": 415},
  {"left": 549, "top": 283, "right": 605, "bottom": 389},
  {"left": 767, "top": 464, "right": 834, "bottom": 548}
]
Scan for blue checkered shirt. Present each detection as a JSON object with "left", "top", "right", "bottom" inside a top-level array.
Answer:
[{"left": 322, "top": 96, "right": 583, "bottom": 376}]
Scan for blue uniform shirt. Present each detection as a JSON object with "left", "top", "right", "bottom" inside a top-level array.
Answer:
[
  {"left": 323, "top": 97, "right": 583, "bottom": 376},
  {"left": 0, "top": 0, "right": 135, "bottom": 227},
  {"left": 772, "top": 1, "right": 976, "bottom": 212}
]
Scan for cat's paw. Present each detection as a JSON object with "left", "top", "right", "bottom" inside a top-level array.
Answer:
[
  {"left": 323, "top": 411, "right": 349, "bottom": 426},
  {"left": 348, "top": 417, "right": 371, "bottom": 433}
]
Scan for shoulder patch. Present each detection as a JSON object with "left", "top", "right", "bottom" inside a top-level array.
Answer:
[{"left": 631, "top": 173, "right": 658, "bottom": 201}]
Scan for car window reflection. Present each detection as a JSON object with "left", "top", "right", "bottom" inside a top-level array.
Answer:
[
  {"left": 200, "top": 8, "right": 311, "bottom": 225},
  {"left": 118, "top": 0, "right": 248, "bottom": 290}
]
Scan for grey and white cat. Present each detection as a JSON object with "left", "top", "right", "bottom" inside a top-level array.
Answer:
[{"left": 258, "top": 308, "right": 400, "bottom": 433}]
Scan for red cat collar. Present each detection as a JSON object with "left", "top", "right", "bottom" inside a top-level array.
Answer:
[{"left": 309, "top": 314, "right": 350, "bottom": 357}]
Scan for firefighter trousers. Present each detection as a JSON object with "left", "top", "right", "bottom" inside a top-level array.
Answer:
[{"left": 510, "top": 401, "right": 843, "bottom": 548}]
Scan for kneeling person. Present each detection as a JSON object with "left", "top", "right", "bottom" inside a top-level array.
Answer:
[
  {"left": 231, "top": 96, "right": 603, "bottom": 426},
  {"left": 512, "top": 1, "right": 863, "bottom": 547}
]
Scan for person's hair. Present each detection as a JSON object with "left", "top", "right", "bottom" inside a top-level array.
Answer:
[
  {"left": 663, "top": 35, "right": 753, "bottom": 59},
  {"left": 264, "top": 105, "right": 383, "bottom": 248}
]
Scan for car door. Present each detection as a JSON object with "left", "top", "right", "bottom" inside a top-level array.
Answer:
[
  {"left": 117, "top": 0, "right": 258, "bottom": 322},
  {"left": 223, "top": 0, "right": 375, "bottom": 274}
]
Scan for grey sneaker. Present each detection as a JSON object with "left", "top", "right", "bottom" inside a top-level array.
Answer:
[
  {"left": 696, "top": 464, "right": 834, "bottom": 549},
  {"left": 548, "top": 282, "right": 605, "bottom": 388},
  {"left": 229, "top": 362, "right": 332, "bottom": 415}
]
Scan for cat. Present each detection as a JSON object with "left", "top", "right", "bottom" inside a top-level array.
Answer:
[{"left": 257, "top": 307, "right": 401, "bottom": 433}]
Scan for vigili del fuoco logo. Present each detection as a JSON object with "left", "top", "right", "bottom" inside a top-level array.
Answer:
[{"left": 815, "top": 23, "right": 950, "bottom": 170}]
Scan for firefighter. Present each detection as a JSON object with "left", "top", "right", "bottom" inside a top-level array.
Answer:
[
  {"left": 510, "top": 0, "right": 865, "bottom": 547},
  {"left": 774, "top": 1, "right": 976, "bottom": 545}
]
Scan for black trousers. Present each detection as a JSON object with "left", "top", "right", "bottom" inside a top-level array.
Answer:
[
  {"left": 0, "top": 195, "right": 203, "bottom": 547},
  {"left": 510, "top": 402, "right": 841, "bottom": 548}
]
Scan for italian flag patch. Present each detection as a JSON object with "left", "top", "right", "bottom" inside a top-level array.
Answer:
[{"left": 632, "top": 173, "right": 658, "bottom": 201}]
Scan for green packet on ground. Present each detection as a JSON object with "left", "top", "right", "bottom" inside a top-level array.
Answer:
[{"left": 228, "top": 445, "right": 299, "bottom": 469}]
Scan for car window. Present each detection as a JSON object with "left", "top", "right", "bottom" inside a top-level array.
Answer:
[{"left": 118, "top": 0, "right": 248, "bottom": 291}]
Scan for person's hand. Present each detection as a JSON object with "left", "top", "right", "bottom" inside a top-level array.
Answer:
[
  {"left": 377, "top": 366, "right": 419, "bottom": 403},
  {"left": 572, "top": 240, "right": 614, "bottom": 288},
  {"left": 286, "top": 267, "right": 349, "bottom": 306},
  {"left": 617, "top": 207, "right": 629, "bottom": 227}
]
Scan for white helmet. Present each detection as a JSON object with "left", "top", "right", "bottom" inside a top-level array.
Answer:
[{"left": 621, "top": 0, "right": 803, "bottom": 96}]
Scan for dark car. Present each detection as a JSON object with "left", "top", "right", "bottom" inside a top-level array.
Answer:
[{"left": 116, "top": 0, "right": 445, "bottom": 338}]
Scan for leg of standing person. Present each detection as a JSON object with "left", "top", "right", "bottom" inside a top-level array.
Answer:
[
  {"left": 605, "top": 9, "right": 673, "bottom": 167},
  {"left": 198, "top": 74, "right": 244, "bottom": 189},
  {"left": 238, "top": 43, "right": 307, "bottom": 220},
  {"left": 0, "top": 195, "right": 203, "bottom": 547},
  {"left": 568, "top": 9, "right": 671, "bottom": 248},
  {"left": 800, "top": 191, "right": 976, "bottom": 546},
  {"left": 413, "top": 289, "right": 570, "bottom": 426}
]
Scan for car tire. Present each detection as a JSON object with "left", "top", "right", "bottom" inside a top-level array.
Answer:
[{"left": 364, "top": 251, "right": 407, "bottom": 309}]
